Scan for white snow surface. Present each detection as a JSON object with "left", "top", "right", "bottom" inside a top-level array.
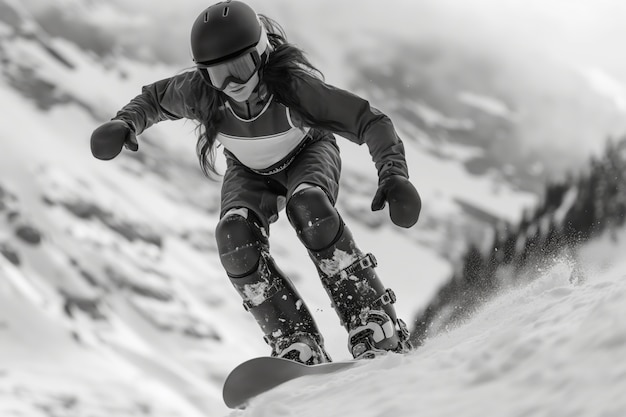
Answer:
[{"left": 229, "top": 232, "right": 626, "bottom": 417}]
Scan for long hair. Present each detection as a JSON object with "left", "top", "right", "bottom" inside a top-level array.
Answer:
[{"left": 194, "top": 15, "right": 327, "bottom": 179}]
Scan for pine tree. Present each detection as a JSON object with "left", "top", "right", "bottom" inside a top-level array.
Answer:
[
  {"left": 462, "top": 244, "right": 486, "bottom": 291},
  {"left": 542, "top": 216, "right": 563, "bottom": 256},
  {"left": 502, "top": 230, "right": 519, "bottom": 264}
]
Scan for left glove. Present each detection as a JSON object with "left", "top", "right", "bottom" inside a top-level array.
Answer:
[
  {"left": 90, "top": 120, "right": 138, "bottom": 160},
  {"left": 371, "top": 175, "right": 421, "bottom": 228}
]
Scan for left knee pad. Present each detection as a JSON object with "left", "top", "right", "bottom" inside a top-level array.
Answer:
[
  {"left": 286, "top": 186, "right": 341, "bottom": 252},
  {"left": 215, "top": 210, "right": 267, "bottom": 278}
]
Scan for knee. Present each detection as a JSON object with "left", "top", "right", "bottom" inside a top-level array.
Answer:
[
  {"left": 216, "top": 209, "right": 267, "bottom": 277},
  {"left": 286, "top": 186, "right": 341, "bottom": 251}
]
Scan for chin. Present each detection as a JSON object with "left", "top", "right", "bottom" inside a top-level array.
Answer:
[
  {"left": 228, "top": 91, "right": 252, "bottom": 102},
  {"left": 224, "top": 74, "right": 259, "bottom": 102}
]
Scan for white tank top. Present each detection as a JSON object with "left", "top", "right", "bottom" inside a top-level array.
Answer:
[{"left": 216, "top": 95, "right": 310, "bottom": 170}]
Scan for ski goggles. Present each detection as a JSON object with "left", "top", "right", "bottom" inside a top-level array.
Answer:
[{"left": 197, "top": 49, "right": 262, "bottom": 91}]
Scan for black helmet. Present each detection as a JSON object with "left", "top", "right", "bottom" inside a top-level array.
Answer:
[{"left": 191, "top": 1, "right": 268, "bottom": 66}]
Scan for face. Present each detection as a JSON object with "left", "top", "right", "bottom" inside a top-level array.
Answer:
[{"left": 222, "top": 72, "right": 260, "bottom": 102}]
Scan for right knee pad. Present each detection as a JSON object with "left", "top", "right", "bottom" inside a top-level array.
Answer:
[
  {"left": 215, "top": 210, "right": 267, "bottom": 278},
  {"left": 287, "top": 186, "right": 342, "bottom": 252},
  {"left": 216, "top": 210, "right": 323, "bottom": 352}
]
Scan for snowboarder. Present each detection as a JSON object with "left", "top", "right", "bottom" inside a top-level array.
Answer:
[{"left": 90, "top": 0, "right": 421, "bottom": 364}]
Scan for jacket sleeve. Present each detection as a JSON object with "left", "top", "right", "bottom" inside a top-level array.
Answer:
[
  {"left": 294, "top": 76, "right": 409, "bottom": 181},
  {"left": 112, "top": 71, "right": 203, "bottom": 134}
]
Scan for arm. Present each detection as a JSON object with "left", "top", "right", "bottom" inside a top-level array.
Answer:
[
  {"left": 91, "top": 70, "right": 204, "bottom": 160},
  {"left": 293, "top": 76, "right": 408, "bottom": 181},
  {"left": 294, "top": 76, "right": 420, "bottom": 228},
  {"left": 113, "top": 70, "right": 203, "bottom": 134}
]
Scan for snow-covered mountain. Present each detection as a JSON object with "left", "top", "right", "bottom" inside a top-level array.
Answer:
[{"left": 1, "top": 1, "right": 624, "bottom": 416}]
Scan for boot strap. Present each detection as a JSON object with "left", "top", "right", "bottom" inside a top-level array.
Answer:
[
  {"left": 337, "top": 253, "right": 378, "bottom": 280},
  {"left": 337, "top": 253, "right": 396, "bottom": 309},
  {"left": 241, "top": 279, "right": 284, "bottom": 312},
  {"left": 372, "top": 288, "right": 397, "bottom": 308}
]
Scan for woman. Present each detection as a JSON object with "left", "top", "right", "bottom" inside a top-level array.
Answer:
[{"left": 90, "top": 0, "right": 421, "bottom": 364}]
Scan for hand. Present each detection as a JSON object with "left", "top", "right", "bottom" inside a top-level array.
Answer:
[
  {"left": 90, "top": 120, "right": 138, "bottom": 160},
  {"left": 371, "top": 175, "right": 421, "bottom": 228}
]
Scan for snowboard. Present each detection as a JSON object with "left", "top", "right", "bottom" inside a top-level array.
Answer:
[{"left": 223, "top": 356, "right": 357, "bottom": 408}]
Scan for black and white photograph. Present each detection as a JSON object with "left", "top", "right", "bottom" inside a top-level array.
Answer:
[{"left": 1, "top": 0, "right": 625, "bottom": 416}]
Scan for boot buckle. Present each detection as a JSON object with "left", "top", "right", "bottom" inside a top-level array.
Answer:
[
  {"left": 339, "top": 253, "right": 378, "bottom": 279},
  {"left": 374, "top": 288, "right": 397, "bottom": 307},
  {"left": 358, "top": 253, "right": 377, "bottom": 269}
]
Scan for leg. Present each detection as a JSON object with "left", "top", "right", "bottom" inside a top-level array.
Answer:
[
  {"left": 216, "top": 207, "right": 331, "bottom": 364},
  {"left": 286, "top": 185, "right": 411, "bottom": 358}
]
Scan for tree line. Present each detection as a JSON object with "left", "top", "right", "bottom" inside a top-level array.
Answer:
[{"left": 411, "top": 136, "right": 626, "bottom": 345}]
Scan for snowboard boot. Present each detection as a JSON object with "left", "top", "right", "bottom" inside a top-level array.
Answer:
[
  {"left": 348, "top": 309, "right": 411, "bottom": 359},
  {"left": 319, "top": 251, "right": 412, "bottom": 359},
  {"left": 286, "top": 187, "right": 412, "bottom": 359},
  {"left": 216, "top": 209, "right": 332, "bottom": 364},
  {"left": 273, "top": 331, "right": 332, "bottom": 365}
]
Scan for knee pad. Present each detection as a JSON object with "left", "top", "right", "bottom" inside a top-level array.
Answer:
[
  {"left": 215, "top": 209, "right": 267, "bottom": 278},
  {"left": 286, "top": 186, "right": 341, "bottom": 252}
]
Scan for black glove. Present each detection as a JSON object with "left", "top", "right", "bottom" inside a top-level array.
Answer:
[
  {"left": 90, "top": 120, "right": 138, "bottom": 160},
  {"left": 371, "top": 175, "right": 421, "bottom": 228}
]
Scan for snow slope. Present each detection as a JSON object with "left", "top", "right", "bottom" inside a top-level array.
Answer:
[
  {"left": 0, "top": 3, "right": 514, "bottom": 415},
  {"left": 230, "top": 230, "right": 626, "bottom": 417}
]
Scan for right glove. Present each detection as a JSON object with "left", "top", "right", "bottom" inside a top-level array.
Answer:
[
  {"left": 90, "top": 120, "right": 138, "bottom": 160},
  {"left": 371, "top": 175, "right": 421, "bottom": 228}
]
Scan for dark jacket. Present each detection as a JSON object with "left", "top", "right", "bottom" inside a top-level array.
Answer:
[{"left": 113, "top": 70, "right": 409, "bottom": 181}]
